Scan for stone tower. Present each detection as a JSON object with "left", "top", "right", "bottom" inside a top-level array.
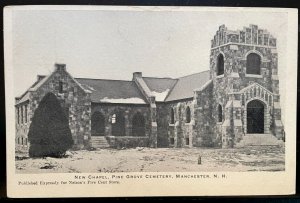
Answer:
[{"left": 209, "top": 24, "right": 284, "bottom": 148}]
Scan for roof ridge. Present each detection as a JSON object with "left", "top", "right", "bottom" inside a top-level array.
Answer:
[
  {"left": 75, "top": 77, "right": 132, "bottom": 82},
  {"left": 177, "top": 70, "right": 210, "bottom": 79},
  {"left": 142, "top": 76, "right": 177, "bottom": 80}
]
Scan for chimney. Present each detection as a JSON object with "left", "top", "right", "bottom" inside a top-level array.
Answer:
[
  {"left": 55, "top": 63, "right": 66, "bottom": 72},
  {"left": 133, "top": 72, "right": 142, "bottom": 80}
]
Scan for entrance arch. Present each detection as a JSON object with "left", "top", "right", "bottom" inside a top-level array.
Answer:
[
  {"left": 132, "top": 112, "right": 145, "bottom": 136},
  {"left": 91, "top": 111, "right": 105, "bottom": 136},
  {"left": 246, "top": 100, "right": 265, "bottom": 133},
  {"left": 112, "top": 112, "right": 125, "bottom": 136}
]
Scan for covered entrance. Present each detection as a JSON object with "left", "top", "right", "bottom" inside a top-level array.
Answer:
[{"left": 247, "top": 100, "right": 264, "bottom": 133}]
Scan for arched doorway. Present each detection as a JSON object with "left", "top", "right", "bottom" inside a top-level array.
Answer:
[
  {"left": 91, "top": 111, "right": 105, "bottom": 136},
  {"left": 132, "top": 112, "right": 145, "bottom": 136},
  {"left": 247, "top": 100, "right": 265, "bottom": 133},
  {"left": 112, "top": 112, "right": 125, "bottom": 136}
]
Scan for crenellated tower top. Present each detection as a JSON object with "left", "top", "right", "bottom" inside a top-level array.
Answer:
[{"left": 211, "top": 24, "right": 277, "bottom": 49}]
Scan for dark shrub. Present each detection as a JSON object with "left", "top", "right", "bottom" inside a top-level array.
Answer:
[{"left": 28, "top": 93, "right": 73, "bottom": 158}]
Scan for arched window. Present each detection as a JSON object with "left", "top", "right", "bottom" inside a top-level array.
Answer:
[
  {"left": 246, "top": 53, "right": 261, "bottom": 75},
  {"left": 217, "top": 54, "right": 224, "bottom": 76},
  {"left": 186, "top": 107, "right": 191, "bottom": 123},
  {"left": 170, "top": 108, "right": 175, "bottom": 124},
  {"left": 132, "top": 112, "right": 145, "bottom": 136},
  {"left": 218, "top": 104, "right": 222, "bottom": 123},
  {"left": 112, "top": 112, "right": 125, "bottom": 136}
]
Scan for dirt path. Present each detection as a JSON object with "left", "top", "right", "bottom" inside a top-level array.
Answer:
[{"left": 16, "top": 146, "right": 285, "bottom": 173}]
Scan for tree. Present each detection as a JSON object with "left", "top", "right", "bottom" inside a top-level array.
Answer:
[{"left": 28, "top": 92, "right": 73, "bottom": 157}]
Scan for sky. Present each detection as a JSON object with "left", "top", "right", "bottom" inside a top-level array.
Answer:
[{"left": 11, "top": 7, "right": 287, "bottom": 109}]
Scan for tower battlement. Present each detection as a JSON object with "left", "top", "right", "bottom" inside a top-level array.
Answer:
[{"left": 211, "top": 24, "right": 277, "bottom": 48}]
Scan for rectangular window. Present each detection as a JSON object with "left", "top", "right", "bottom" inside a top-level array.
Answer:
[
  {"left": 17, "top": 107, "right": 20, "bottom": 124},
  {"left": 186, "top": 138, "right": 189, "bottom": 145},
  {"left": 25, "top": 105, "right": 28, "bottom": 123},
  {"left": 170, "top": 138, "right": 175, "bottom": 145},
  {"left": 59, "top": 81, "right": 63, "bottom": 93},
  {"left": 21, "top": 106, "right": 23, "bottom": 124}
]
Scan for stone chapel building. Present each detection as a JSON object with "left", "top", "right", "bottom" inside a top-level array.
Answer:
[{"left": 15, "top": 24, "right": 285, "bottom": 151}]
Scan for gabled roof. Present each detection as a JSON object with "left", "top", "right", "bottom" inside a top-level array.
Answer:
[
  {"left": 165, "top": 70, "right": 210, "bottom": 102},
  {"left": 15, "top": 75, "right": 47, "bottom": 105},
  {"left": 75, "top": 78, "right": 148, "bottom": 104},
  {"left": 142, "top": 77, "right": 177, "bottom": 102},
  {"left": 16, "top": 68, "right": 211, "bottom": 105}
]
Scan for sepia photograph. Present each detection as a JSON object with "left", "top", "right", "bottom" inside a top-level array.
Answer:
[{"left": 4, "top": 6, "right": 297, "bottom": 197}]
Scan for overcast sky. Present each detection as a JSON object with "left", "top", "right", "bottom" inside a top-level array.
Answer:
[{"left": 12, "top": 7, "right": 287, "bottom": 100}]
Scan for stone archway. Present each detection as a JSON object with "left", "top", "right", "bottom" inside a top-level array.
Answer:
[
  {"left": 246, "top": 100, "right": 265, "bottom": 133},
  {"left": 91, "top": 111, "right": 105, "bottom": 136},
  {"left": 112, "top": 112, "right": 125, "bottom": 136}
]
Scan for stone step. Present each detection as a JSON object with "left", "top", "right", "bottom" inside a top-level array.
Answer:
[
  {"left": 236, "top": 134, "right": 284, "bottom": 148},
  {"left": 90, "top": 136, "right": 110, "bottom": 149}
]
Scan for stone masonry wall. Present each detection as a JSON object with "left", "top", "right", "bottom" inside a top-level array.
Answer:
[
  {"left": 193, "top": 82, "right": 218, "bottom": 147},
  {"left": 16, "top": 64, "right": 92, "bottom": 150},
  {"left": 157, "top": 99, "right": 194, "bottom": 148},
  {"left": 210, "top": 25, "right": 283, "bottom": 146},
  {"left": 15, "top": 101, "right": 30, "bottom": 152}
]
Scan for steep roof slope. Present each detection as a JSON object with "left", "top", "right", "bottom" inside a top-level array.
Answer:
[
  {"left": 75, "top": 78, "right": 148, "bottom": 104},
  {"left": 165, "top": 70, "right": 210, "bottom": 102},
  {"left": 16, "top": 70, "right": 211, "bottom": 105},
  {"left": 142, "top": 77, "right": 177, "bottom": 102}
]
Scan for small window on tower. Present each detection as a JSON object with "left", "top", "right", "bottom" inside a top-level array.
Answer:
[
  {"left": 217, "top": 54, "right": 224, "bottom": 76},
  {"left": 59, "top": 81, "right": 63, "bottom": 93}
]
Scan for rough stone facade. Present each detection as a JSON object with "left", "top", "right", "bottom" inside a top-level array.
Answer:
[
  {"left": 209, "top": 24, "right": 284, "bottom": 148},
  {"left": 157, "top": 99, "right": 195, "bottom": 148},
  {"left": 16, "top": 64, "right": 92, "bottom": 150},
  {"left": 15, "top": 24, "right": 285, "bottom": 151}
]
